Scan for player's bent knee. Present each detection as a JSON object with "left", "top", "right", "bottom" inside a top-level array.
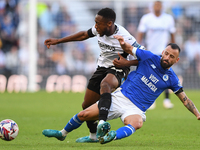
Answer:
[
  {"left": 78, "top": 110, "right": 90, "bottom": 121},
  {"left": 126, "top": 121, "right": 143, "bottom": 130},
  {"left": 124, "top": 115, "right": 143, "bottom": 130}
]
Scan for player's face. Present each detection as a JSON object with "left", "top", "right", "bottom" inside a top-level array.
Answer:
[
  {"left": 160, "top": 46, "right": 180, "bottom": 69},
  {"left": 153, "top": 1, "right": 162, "bottom": 13},
  {"left": 94, "top": 15, "right": 110, "bottom": 36}
]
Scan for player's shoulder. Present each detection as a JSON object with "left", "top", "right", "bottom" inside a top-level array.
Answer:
[
  {"left": 142, "top": 12, "right": 154, "bottom": 18},
  {"left": 115, "top": 24, "right": 128, "bottom": 32},
  {"left": 161, "top": 12, "right": 174, "bottom": 19},
  {"left": 114, "top": 24, "right": 131, "bottom": 36},
  {"left": 140, "top": 13, "right": 154, "bottom": 22},
  {"left": 166, "top": 67, "right": 179, "bottom": 80}
]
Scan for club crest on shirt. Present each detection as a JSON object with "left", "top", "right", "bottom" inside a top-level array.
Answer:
[{"left": 163, "top": 74, "right": 169, "bottom": 81}]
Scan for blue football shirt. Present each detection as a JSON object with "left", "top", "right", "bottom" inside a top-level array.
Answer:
[{"left": 121, "top": 49, "right": 182, "bottom": 112}]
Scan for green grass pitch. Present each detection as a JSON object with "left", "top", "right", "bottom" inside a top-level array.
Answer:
[{"left": 0, "top": 90, "right": 200, "bottom": 150}]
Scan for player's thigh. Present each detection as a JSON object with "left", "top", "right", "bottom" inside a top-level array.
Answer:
[
  {"left": 107, "top": 90, "right": 146, "bottom": 126},
  {"left": 104, "top": 66, "right": 130, "bottom": 88},
  {"left": 100, "top": 73, "right": 119, "bottom": 92},
  {"left": 83, "top": 88, "right": 100, "bottom": 109}
]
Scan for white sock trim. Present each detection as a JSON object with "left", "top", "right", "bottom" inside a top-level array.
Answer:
[
  {"left": 98, "top": 120, "right": 105, "bottom": 125},
  {"left": 61, "top": 129, "right": 68, "bottom": 136},
  {"left": 89, "top": 133, "right": 97, "bottom": 140}
]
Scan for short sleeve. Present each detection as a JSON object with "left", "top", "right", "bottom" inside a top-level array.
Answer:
[
  {"left": 138, "top": 16, "right": 147, "bottom": 33},
  {"left": 168, "top": 15, "right": 176, "bottom": 33}
]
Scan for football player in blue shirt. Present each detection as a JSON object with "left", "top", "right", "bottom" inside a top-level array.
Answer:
[{"left": 42, "top": 35, "right": 200, "bottom": 144}]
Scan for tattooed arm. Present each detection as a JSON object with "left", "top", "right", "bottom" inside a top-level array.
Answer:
[{"left": 176, "top": 91, "right": 200, "bottom": 120}]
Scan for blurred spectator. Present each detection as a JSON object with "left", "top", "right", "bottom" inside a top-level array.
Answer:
[
  {"left": 5, "top": 45, "right": 19, "bottom": 77},
  {"left": 0, "top": 39, "right": 6, "bottom": 74},
  {"left": 184, "top": 34, "right": 200, "bottom": 74},
  {"left": 4, "top": 0, "right": 19, "bottom": 15},
  {"left": 171, "top": 3, "right": 183, "bottom": 20},
  {"left": 50, "top": 47, "right": 68, "bottom": 75},
  {"left": 124, "top": 4, "right": 144, "bottom": 37},
  {"left": 0, "top": 13, "right": 17, "bottom": 52},
  {"left": 84, "top": 53, "right": 96, "bottom": 79},
  {"left": 38, "top": 4, "right": 56, "bottom": 35},
  {"left": 18, "top": 41, "right": 29, "bottom": 76}
]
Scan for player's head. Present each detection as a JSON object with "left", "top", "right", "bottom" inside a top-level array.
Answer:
[
  {"left": 153, "top": 1, "right": 162, "bottom": 14},
  {"left": 95, "top": 8, "right": 116, "bottom": 36},
  {"left": 161, "top": 43, "right": 181, "bottom": 69}
]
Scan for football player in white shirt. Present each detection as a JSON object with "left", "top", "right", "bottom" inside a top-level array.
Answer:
[
  {"left": 44, "top": 7, "right": 142, "bottom": 143},
  {"left": 137, "top": 1, "right": 176, "bottom": 109}
]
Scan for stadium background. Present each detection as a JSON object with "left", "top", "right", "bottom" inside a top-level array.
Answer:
[{"left": 0, "top": 0, "right": 200, "bottom": 93}]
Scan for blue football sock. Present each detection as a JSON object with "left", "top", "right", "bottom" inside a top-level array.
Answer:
[
  {"left": 64, "top": 114, "right": 84, "bottom": 132},
  {"left": 115, "top": 124, "right": 136, "bottom": 140}
]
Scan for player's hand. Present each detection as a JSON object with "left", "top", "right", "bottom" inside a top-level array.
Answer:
[
  {"left": 113, "top": 35, "right": 125, "bottom": 46},
  {"left": 113, "top": 53, "right": 129, "bottom": 68},
  {"left": 44, "top": 38, "right": 59, "bottom": 49},
  {"left": 114, "top": 35, "right": 134, "bottom": 55},
  {"left": 197, "top": 114, "right": 200, "bottom": 120}
]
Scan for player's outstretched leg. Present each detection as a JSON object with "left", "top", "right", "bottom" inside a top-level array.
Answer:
[
  {"left": 42, "top": 129, "right": 66, "bottom": 141},
  {"left": 43, "top": 114, "right": 84, "bottom": 141},
  {"left": 99, "top": 130, "right": 116, "bottom": 144},
  {"left": 96, "top": 121, "right": 111, "bottom": 139}
]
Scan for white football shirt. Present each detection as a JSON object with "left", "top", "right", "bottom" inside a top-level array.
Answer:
[
  {"left": 91, "top": 24, "right": 137, "bottom": 68},
  {"left": 138, "top": 12, "right": 176, "bottom": 55}
]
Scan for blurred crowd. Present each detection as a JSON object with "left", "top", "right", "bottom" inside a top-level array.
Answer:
[
  {"left": 0, "top": 0, "right": 97, "bottom": 89},
  {"left": 0, "top": 0, "right": 200, "bottom": 89},
  {"left": 0, "top": 0, "right": 19, "bottom": 78}
]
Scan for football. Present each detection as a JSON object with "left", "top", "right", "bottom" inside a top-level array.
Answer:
[{"left": 0, "top": 119, "right": 19, "bottom": 141}]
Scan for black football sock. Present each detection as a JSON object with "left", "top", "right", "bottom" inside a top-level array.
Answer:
[
  {"left": 86, "top": 120, "right": 98, "bottom": 134},
  {"left": 165, "top": 89, "right": 169, "bottom": 99},
  {"left": 98, "top": 93, "right": 111, "bottom": 121}
]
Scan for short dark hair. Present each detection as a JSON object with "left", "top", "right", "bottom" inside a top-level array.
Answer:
[
  {"left": 97, "top": 8, "right": 116, "bottom": 22},
  {"left": 167, "top": 43, "right": 181, "bottom": 53}
]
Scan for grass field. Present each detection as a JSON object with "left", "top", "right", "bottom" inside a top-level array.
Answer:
[{"left": 0, "top": 90, "right": 200, "bottom": 150}]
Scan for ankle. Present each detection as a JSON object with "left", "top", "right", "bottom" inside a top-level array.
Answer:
[
  {"left": 89, "top": 133, "right": 97, "bottom": 140},
  {"left": 98, "top": 120, "right": 105, "bottom": 125},
  {"left": 60, "top": 129, "right": 68, "bottom": 136}
]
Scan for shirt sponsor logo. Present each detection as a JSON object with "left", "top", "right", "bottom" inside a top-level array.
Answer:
[
  {"left": 98, "top": 41, "right": 115, "bottom": 51},
  {"left": 141, "top": 74, "right": 159, "bottom": 92}
]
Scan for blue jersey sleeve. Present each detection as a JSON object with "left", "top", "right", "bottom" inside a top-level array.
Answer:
[
  {"left": 170, "top": 75, "right": 183, "bottom": 93},
  {"left": 136, "top": 49, "right": 154, "bottom": 61}
]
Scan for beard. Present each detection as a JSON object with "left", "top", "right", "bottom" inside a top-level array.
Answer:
[{"left": 160, "top": 57, "right": 172, "bottom": 69}]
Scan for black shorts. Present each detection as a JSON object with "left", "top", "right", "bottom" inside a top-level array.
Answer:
[{"left": 87, "top": 66, "right": 130, "bottom": 95}]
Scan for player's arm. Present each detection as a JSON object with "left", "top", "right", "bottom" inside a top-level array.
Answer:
[
  {"left": 136, "top": 32, "right": 144, "bottom": 45},
  {"left": 170, "top": 33, "right": 175, "bottom": 43},
  {"left": 44, "top": 31, "right": 90, "bottom": 49},
  {"left": 175, "top": 89, "right": 200, "bottom": 120},
  {"left": 113, "top": 53, "right": 138, "bottom": 67},
  {"left": 114, "top": 35, "right": 135, "bottom": 56}
]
